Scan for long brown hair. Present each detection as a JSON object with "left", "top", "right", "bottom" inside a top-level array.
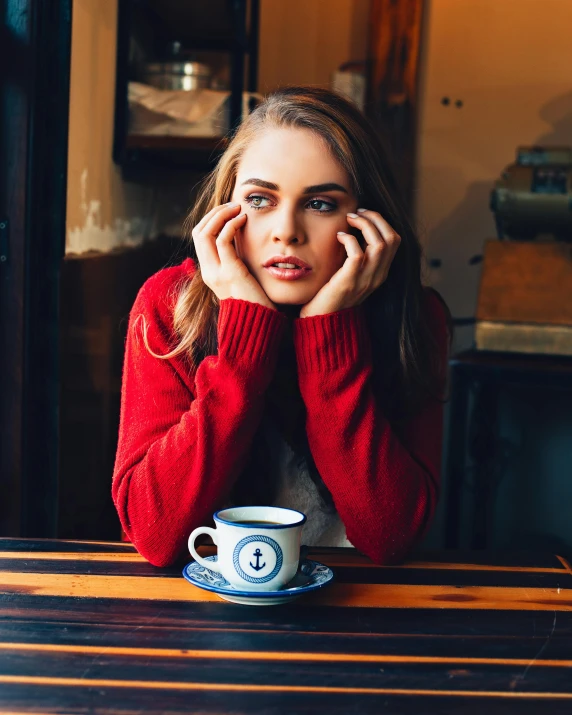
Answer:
[{"left": 146, "top": 86, "right": 450, "bottom": 508}]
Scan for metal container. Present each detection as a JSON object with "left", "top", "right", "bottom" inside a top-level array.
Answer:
[
  {"left": 141, "top": 61, "right": 212, "bottom": 91},
  {"left": 490, "top": 146, "right": 572, "bottom": 241}
]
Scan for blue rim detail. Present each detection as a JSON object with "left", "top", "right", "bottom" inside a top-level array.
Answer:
[
  {"left": 213, "top": 507, "right": 307, "bottom": 529},
  {"left": 183, "top": 557, "right": 334, "bottom": 598},
  {"left": 232, "top": 535, "right": 283, "bottom": 584}
]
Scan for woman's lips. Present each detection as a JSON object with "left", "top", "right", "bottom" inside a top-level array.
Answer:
[{"left": 264, "top": 266, "right": 312, "bottom": 281}]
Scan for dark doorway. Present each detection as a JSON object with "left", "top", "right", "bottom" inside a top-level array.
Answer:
[{"left": 0, "top": 0, "right": 72, "bottom": 536}]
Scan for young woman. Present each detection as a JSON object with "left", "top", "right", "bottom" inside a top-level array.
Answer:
[{"left": 112, "top": 86, "right": 451, "bottom": 568}]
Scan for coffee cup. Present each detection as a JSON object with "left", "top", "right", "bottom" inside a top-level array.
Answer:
[{"left": 188, "top": 506, "right": 306, "bottom": 591}]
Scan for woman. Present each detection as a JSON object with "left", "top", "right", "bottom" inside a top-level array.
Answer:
[{"left": 112, "top": 86, "right": 451, "bottom": 568}]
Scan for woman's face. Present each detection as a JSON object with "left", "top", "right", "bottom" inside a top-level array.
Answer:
[{"left": 231, "top": 126, "right": 358, "bottom": 309}]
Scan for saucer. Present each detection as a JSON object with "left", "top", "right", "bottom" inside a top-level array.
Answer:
[{"left": 182, "top": 556, "right": 334, "bottom": 606}]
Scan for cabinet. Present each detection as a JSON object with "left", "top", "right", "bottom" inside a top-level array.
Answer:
[{"left": 113, "top": 0, "right": 260, "bottom": 180}]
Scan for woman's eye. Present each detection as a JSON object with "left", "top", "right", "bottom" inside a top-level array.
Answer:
[
  {"left": 245, "top": 195, "right": 272, "bottom": 210},
  {"left": 307, "top": 198, "right": 336, "bottom": 212},
  {"left": 244, "top": 195, "right": 336, "bottom": 212}
]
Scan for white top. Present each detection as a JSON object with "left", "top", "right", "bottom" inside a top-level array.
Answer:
[{"left": 262, "top": 419, "right": 353, "bottom": 548}]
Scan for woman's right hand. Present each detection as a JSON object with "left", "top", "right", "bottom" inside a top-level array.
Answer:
[{"left": 192, "top": 203, "right": 276, "bottom": 310}]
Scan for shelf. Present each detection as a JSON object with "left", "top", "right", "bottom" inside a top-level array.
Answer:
[
  {"left": 126, "top": 134, "right": 227, "bottom": 151},
  {"left": 120, "top": 134, "right": 229, "bottom": 181},
  {"left": 141, "top": 0, "right": 238, "bottom": 43},
  {"left": 114, "top": 0, "right": 259, "bottom": 181}
]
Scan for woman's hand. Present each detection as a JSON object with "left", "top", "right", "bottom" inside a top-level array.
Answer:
[
  {"left": 192, "top": 203, "right": 276, "bottom": 311},
  {"left": 299, "top": 209, "right": 401, "bottom": 318}
]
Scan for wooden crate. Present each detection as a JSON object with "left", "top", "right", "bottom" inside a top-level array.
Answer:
[{"left": 476, "top": 240, "right": 572, "bottom": 355}]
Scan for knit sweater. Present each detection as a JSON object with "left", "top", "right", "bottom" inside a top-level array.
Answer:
[{"left": 112, "top": 258, "right": 449, "bottom": 567}]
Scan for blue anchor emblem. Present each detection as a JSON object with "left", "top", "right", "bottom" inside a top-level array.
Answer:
[
  {"left": 250, "top": 548, "right": 266, "bottom": 571},
  {"left": 234, "top": 536, "right": 282, "bottom": 584}
]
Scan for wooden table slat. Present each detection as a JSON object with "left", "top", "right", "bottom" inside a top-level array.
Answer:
[{"left": 1, "top": 538, "right": 572, "bottom": 714}]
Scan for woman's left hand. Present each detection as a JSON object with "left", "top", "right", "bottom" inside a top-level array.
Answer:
[{"left": 299, "top": 210, "right": 401, "bottom": 318}]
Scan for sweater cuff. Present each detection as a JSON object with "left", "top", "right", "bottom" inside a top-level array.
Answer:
[
  {"left": 218, "top": 298, "right": 287, "bottom": 364},
  {"left": 293, "top": 305, "right": 372, "bottom": 372}
]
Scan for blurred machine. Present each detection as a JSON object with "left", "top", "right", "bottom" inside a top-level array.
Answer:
[
  {"left": 490, "top": 146, "right": 572, "bottom": 241},
  {"left": 476, "top": 146, "right": 572, "bottom": 356}
]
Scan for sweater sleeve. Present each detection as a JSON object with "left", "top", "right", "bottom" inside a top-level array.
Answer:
[
  {"left": 292, "top": 291, "right": 449, "bottom": 564},
  {"left": 112, "top": 272, "right": 287, "bottom": 567}
]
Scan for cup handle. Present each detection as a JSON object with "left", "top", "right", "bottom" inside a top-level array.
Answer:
[{"left": 188, "top": 527, "right": 220, "bottom": 573}]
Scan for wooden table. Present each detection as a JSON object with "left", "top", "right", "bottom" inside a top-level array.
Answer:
[{"left": 1, "top": 539, "right": 572, "bottom": 713}]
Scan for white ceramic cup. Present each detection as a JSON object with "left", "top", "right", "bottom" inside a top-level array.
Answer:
[{"left": 188, "top": 506, "right": 306, "bottom": 591}]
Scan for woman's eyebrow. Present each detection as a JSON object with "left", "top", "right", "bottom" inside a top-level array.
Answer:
[
  {"left": 241, "top": 178, "right": 348, "bottom": 194},
  {"left": 303, "top": 183, "right": 348, "bottom": 194},
  {"left": 241, "top": 178, "right": 279, "bottom": 190}
]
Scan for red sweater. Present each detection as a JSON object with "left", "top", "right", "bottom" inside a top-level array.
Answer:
[{"left": 112, "top": 258, "right": 449, "bottom": 567}]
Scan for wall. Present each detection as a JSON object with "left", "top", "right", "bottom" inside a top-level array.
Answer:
[
  {"left": 258, "top": 0, "right": 370, "bottom": 93},
  {"left": 66, "top": 0, "right": 159, "bottom": 255},
  {"left": 416, "top": 0, "right": 572, "bottom": 352},
  {"left": 415, "top": 0, "right": 572, "bottom": 553}
]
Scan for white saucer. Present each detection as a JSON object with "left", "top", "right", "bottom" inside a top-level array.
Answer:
[{"left": 182, "top": 556, "right": 334, "bottom": 606}]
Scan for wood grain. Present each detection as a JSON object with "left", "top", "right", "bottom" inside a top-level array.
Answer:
[
  {"left": 2, "top": 642, "right": 572, "bottom": 669},
  {"left": 476, "top": 241, "right": 572, "bottom": 325},
  {"left": 1, "top": 675, "right": 572, "bottom": 699},
  {"left": 2, "top": 550, "right": 567, "bottom": 573},
  {"left": 0, "top": 551, "right": 146, "bottom": 562},
  {"left": 2, "top": 539, "right": 572, "bottom": 713},
  {"left": 1, "top": 572, "right": 572, "bottom": 610},
  {"left": 367, "top": 0, "right": 424, "bottom": 206},
  {"left": 557, "top": 556, "right": 572, "bottom": 575},
  {"left": 475, "top": 321, "right": 572, "bottom": 356}
]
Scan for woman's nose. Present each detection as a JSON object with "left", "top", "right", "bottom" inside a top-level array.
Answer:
[{"left": 271, "top": 207, "right": 305, "bottom": 245}]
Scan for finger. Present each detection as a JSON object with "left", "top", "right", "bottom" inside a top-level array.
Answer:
[
  {"left": 191, "top": 203, "right": 231, "bottom": 237},
  {"left": 197, "top": 202, "right": 241, "bottom": 231},
  {"left": 344, "top": 215, "right": 396, "bottom": 291},
  {"left": 216, "top": 212, "right": 247, "bottom": 264},
  {"left": 346, "top": 213, "right": 388, "bottom": 261},
  {"left": 193, "top": 203, "right": 240, "bottom": 240},
  {"left": 193, "top": 204, "right": 242, "bottom": 270},
  {"left": 193, "top": 221, "right": 226, "bottom": 270},
  {"left": 347, "top": 213, "right": 400, "bottom": 285},
  {"left": 201, "top": 202, "right": 242, "bottom": 239},
  {"left": 336, "top": 232, "right": 365, "bottom": 274},
  {"left": 354, "top": 209, "right": 401, "bottom": 253}
]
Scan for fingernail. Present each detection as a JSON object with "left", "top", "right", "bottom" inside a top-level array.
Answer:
[
  {"left": 337, "top": 231, "right": 346, "bottom": 235},
  {"left": 347, "top": 212, "right": 358, "bottom": 218},
  {"left": 227, "top": 202, "right": 239, "bottom": 207},
  {"left": 357, "top": 208, "right": 367, "bottom": 213}
]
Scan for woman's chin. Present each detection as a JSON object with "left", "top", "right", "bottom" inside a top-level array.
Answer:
[
  {"left": 263, "top": 285, "right": 315, "bottom": 308},
  {"left": 268, "top": 293, "right": 312, "bottom": 309}
]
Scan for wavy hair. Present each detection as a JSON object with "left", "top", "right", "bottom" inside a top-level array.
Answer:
[{"left": 142, "top": 86, "right": 450, "bottom": 509}]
